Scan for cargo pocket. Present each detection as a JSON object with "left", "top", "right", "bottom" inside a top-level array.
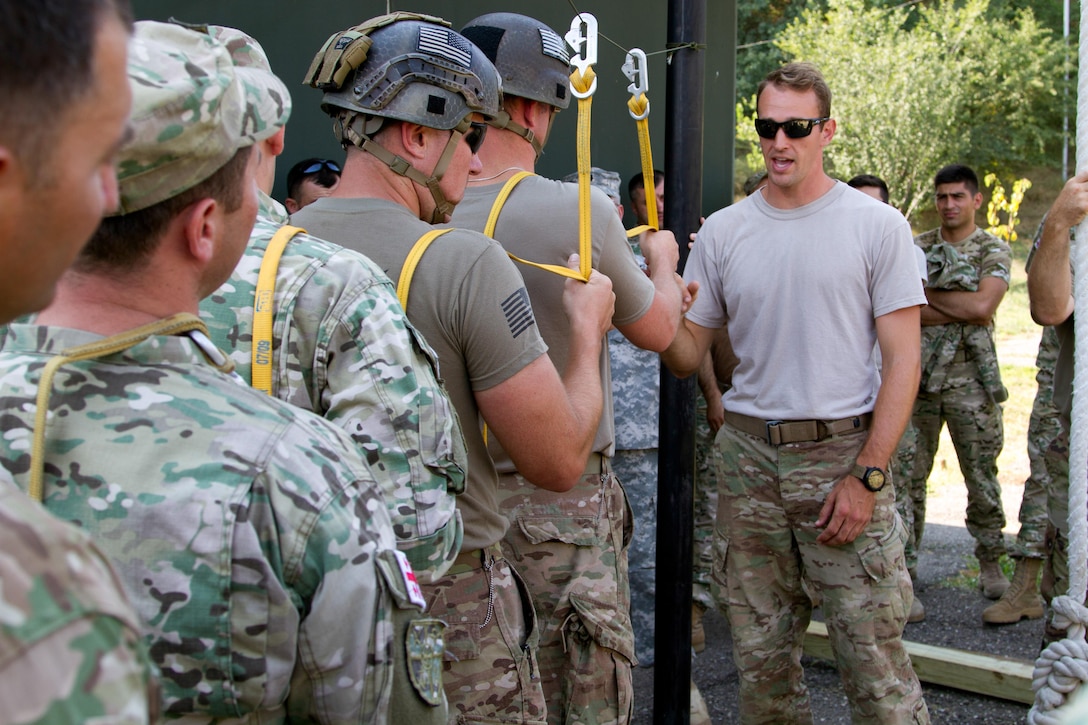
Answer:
[
  {"left": 566, "top": 595, "right": 636, "bottom": 663},
  {"left": 855, "top": 518, "right": 910, "bottom": 624},
  {"left": 517, "top": 515, "right": 602, "bottom": 547},
  {"left": 564, "top": 595, "right": 637, "bottom": 716}
]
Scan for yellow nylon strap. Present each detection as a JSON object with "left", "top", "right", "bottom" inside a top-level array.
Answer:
[
  {"left": 629, "top": 94, "right": 660, "bottom": 232},
  {"left": 252, "top": 225, "right": 305, "bottom": 395},
  {"left": 570, "top": 66, "right": 597, "bottom": 282},
  {"left": 396, "top": 228, "right": 454, "bottom": 309},
  {"left": 29, "top": 313, "right": 210, "bottom": 503},
  {"left": 483, "top": 171, "right": 585, "bottom": 281},
  {"left": 626, "top": 224, "right": 654, "bottom": 239},
  {"left": 484, "top": 171, "right": 534, "bottom": 237}
]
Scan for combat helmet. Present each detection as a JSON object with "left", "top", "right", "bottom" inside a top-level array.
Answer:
[
  {"left": 305, "top": 12, "right": 502, "bottom": 222},
  {"left": 461, "top": 13, "right": 571, "bottom": 158}
]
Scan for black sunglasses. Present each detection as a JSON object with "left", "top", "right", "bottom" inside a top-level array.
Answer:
[
  {"left": 461, "top": 121, "right": 488, "bottom": 155},
  {"left": 301, "top": 160, "right": 341, "bottom": 175},
  {"left": 754, "top": 117, "right": 830, "bottom": 140}
]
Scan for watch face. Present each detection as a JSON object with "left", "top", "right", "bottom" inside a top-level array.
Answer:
[{"left": 867, "top": 469, "right": 886, "bottom": 490}]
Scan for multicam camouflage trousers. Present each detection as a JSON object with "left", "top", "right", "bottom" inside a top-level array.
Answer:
[
  {"left": 910, "top": 360, "right": 1007, "bottom": 562},
  {"left": 892, "top": 422, "right": 922, "bottom": 572},
  {"left": 1042, "top": 426, "right": 1077, "bottom": 645},
  {"left": 497, "top": 464, "right": 635, "bottom": 725},
  {"left": 1011, "top": 327, "right": 1061, "bottom": 561},
  {"left": 693, "top": 397, "right": 720, "bottom": 612},
  {"left": 425, "top": 543, "right": 547, "bottom": 724},
  {"left": 712, "top": 425, "right": 929, "bottom": 725}
]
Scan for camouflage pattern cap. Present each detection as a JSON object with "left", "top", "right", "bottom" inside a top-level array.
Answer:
[
  {"left": 114, "top": 21, "right": 291, "bottom": 215},
  {"left": 562, "top": 167, "right": 622, "bottom": 205}
]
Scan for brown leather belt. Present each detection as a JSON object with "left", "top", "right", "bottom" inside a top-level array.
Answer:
[{"left": 723, "top": 411, "right": 871, "bottom": 446}]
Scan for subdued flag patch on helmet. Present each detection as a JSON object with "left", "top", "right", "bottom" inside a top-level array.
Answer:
[
  {"left": 418, "top": 26, "right": 471, "bottom": 68},
  {"left": 540, "top": 27, "right": 570, "bottom": 64}
]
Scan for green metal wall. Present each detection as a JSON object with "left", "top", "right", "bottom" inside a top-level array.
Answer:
[{"left": 131, "top": 1, "right": 735, "bottom": 223}]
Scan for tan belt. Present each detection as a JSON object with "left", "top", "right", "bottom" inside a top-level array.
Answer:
[
  {"left": 951, "top": 348, "right": 971, "bottom": 363},
  {"left": 583, "top": 451, "right": 611, "bottom": 476},
  {"left": 723, "top": 411, "right": 871, "bottom": 446}
]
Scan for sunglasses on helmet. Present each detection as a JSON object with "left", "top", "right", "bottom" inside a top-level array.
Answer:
[
  {"left": 301, "top": 160, "right": 341, "bottom": 175},
  {"left": 754, "top": 117, "right": 830, "bottom": 140}
]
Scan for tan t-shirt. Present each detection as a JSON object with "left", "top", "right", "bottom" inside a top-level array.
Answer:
[
  {"left": 294, "top": 197, "right": 548, "bottom": 549},
  {"left": 452, "top": 176, "right": 656, "bottom": 465}
]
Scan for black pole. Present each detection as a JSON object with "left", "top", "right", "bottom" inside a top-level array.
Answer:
[{"left": 655, "top": 0, "right": 706, "bottom": 723}]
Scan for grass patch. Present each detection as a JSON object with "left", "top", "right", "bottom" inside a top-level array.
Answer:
[{"left": 940, "top": 554, "right": 1016, "bottom": 592}]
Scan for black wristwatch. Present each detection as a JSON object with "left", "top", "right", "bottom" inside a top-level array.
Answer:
[{"left": 850, "top": 463, "right": 887, "bottom": 492}]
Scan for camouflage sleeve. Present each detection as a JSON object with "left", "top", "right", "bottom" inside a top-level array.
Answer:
[
  {"left": 979, "top": 233, "right": 1012, "bottom": 285},
  {"left": 301, "top": 247, "right": 467, "bottom": 576},
  {"left": 0, "top": 484, "right": 159, "bottom": 725}
]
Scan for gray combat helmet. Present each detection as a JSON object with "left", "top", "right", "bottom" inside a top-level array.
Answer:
[
  {"left": 461, "top": 13, "right": 571, "bottom": 158},
  {"left": 305, "top": 13, "right": 502, "bottom": 222}
]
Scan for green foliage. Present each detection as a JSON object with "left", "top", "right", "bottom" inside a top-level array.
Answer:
[{"left": 735, "top": 0, "right": 1067, "bottom": 220}]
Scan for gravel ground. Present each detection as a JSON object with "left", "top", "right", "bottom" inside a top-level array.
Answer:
[{"left": 630, "top": 482, "right": 1045, "bottom": 724}]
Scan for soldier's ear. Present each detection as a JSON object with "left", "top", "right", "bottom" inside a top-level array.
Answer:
[{"left": 179, "top": 196, "right": 220, "bottom": 266}]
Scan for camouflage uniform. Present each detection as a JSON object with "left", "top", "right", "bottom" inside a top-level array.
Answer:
[
  {"left": 0, "top": 20, "right": 443, "bottom": 723},
  {"left": 609, "top": 326, "right": 658, "bottom": 666},
  {"left": 712, "top": 427, "right": 923, "bottom": 723},
  {"left": 692, "top": 394, "right": 719, "bottom": 613},
  {"left": 200, "top": 191, "right": 468, "bottom": 582},
  {"left": 0, "top": 474, "right": 160, "bottom": 724},
  {"left": 893, "top": 423, "right": 922, "bottom": 572},
  {"left": 1011, "top": 325, "right": 1060, "bottom": 560},
  {"left": 0, "top": 322, "right": 436, "bottom": 722},
  {"left": 910, "top": 227, "right": 1011, "bottom": 563}
]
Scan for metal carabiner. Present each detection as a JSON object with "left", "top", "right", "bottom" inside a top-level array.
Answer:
[
  {"left": 565, "top": 13, "right": 598, "bottom": 99},
  {"left": 623, "top": 48, "right": 650, "bottom": 120}
]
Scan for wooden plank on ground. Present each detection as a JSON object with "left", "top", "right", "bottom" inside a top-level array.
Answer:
[{"left": 803, "top": 620, "right": 1034, "bottom": 705}]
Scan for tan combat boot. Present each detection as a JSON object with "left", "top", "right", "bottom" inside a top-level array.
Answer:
[
  {"left": 978, "top": 558, "right": 1011, "bottom": 600},
  {"left": 907, "top": 568, "right": 925, "bottom": 623},
  {"left": 982, "top": 557, "right": 1044, "bottom": 624},
  {"left": 690, "top": 679, "right": 713, "bottom": 725},
  {"left": 692, "top": 603, "right": 707, "bottom": 653}
]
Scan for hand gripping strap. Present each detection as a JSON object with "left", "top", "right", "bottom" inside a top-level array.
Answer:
[{"left": 252, "top": 225, "right": 305, "bottom": 395}]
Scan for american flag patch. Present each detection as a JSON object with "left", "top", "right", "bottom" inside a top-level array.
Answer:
[
  {"left": 418, "top": 26, "right": 472, "bottom": 69},
  {"left": 501, "top": 288, "right": 536, "bottom": 338},
  {"left": 540, "top": 28, "right": 570, "bottom": 64}
]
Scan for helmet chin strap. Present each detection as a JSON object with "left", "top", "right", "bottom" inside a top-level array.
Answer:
[
  {"left": 337, "top": 112, "right": 471, "bottom": 223},
  {"left": 488, "top": 110, "right": 544, "bottom": 160}
]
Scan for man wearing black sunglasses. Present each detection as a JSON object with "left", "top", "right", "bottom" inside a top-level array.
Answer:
[
  {"left": 664, "top": 61, "right": 929, "bottom": 723},
  {"left": 284, "top": 157, "right": 340, "bottom": 213}
]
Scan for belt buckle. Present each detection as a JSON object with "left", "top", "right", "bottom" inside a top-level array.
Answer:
[{"left": 765, "top": 420, "right": 782, "bottom": 445}]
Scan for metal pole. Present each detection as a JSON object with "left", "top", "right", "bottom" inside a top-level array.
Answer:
[{"left": 655, "top": 0, "right": 707, "bottom": 722}]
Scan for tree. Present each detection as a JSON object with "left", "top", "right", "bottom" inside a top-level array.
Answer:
[{"left": 735, "top": 0, "right": 1066, "bottom": 219}]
